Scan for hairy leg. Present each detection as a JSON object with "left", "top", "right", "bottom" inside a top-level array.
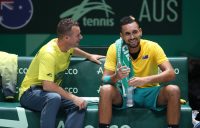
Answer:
[
  {"left": 98, "top": 84, "right": 122, "bottom": 124},
  {"left": 157, "top": 85, "right": 180, "bottom": 125}
]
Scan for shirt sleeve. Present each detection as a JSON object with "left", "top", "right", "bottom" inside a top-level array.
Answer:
[
  {"left": 104, "top": 43, "right": 117, "bottom": 71},
  {"left": 153, "top": 43, "right": 168, "bottom": 65},
  {"left": 38, "top": 53, "right": 55, "bottom": 82}
]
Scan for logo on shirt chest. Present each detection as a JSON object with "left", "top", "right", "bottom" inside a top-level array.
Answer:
[
  {"left": 46, "top": 73, "right": 53, "bottom": 77},
  {"left": 142, "top": 55, "right": 149, "bottom": 60}
]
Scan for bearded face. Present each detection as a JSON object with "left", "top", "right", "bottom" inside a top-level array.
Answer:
[{"left": 120, "top": 22, "right": 142, "bottom": 49}]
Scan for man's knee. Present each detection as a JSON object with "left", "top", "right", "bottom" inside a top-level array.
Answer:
[
  {"left": 166, "top": 85, "right": 180, "bottom": 97},
  {"left": 100, "top": 84, "right": 115, "bottom": 97},
  {"left": 47, "top": 93, "right": 62, "bottom": 104}
]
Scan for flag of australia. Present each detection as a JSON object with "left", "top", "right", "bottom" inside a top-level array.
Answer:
[{"left": 0, "top": 0, "right": 33, "bottom": 29}]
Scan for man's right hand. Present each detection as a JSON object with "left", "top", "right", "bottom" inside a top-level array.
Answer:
[
  {"left": 115, "top": 64, "right": 130, "bottom": 80},
  {"left": 72, "top": 96, "right": 87, "bottom": 110}
]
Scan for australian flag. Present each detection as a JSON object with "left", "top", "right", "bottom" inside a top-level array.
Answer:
[{"left": 0, "top": 0, "right": 33, "bottom": 29}]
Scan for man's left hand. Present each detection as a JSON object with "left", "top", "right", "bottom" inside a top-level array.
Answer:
[
  {"left": 88, "top": 54, "right": 105, "bottom": 64},
  {"left": 128, "top": 77, "right": 148, "bottom": 87}
]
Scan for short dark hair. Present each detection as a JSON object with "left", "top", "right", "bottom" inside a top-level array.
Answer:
[
  {"left": 57, "top": 18, "right": 79, "bottom": 38},
  {"left": 120, "top": 16, "right": 139, "bottom": 32}
]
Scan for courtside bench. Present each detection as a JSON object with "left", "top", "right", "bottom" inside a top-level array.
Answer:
[{"left": 0, "top": 57, "right": 192, "bottom": 128}]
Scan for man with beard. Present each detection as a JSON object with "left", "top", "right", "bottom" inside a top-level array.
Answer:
[
  {"left": 98, "top": 16, "right": 180, "bottom": 128},
  {"left": 19, "top": 18, "right": 104, "bottom": 128}
]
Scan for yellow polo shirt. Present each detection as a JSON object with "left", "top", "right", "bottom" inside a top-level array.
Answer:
[
  {"left": 19, "top": 38, "right": 74, "bottom": 98},
  {"left": 104, "top": 39, "right": 168, "bottom": 87}
]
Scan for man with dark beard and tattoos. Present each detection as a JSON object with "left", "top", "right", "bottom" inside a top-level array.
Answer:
[{"left": 98, "top": 16, "right": 180, "bottom": 128}]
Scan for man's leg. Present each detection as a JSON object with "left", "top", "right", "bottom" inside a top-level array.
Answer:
[
  {"left": 98, "top": 84, "right": 122, "bottom": 127},
  {"left": 20, "top": 87, "right": 61, "bottom": 128},
  {"left": 157, "top": 85, "right": 180, "bottom": 127},
  {"left": 61, "top": 99, "right": 86, "bottom": 128}
]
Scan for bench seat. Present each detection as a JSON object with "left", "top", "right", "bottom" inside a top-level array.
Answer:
[
  {"left": 0, "top": 102, "right": 192, "bottom": 128},
  {"left": 0, "top": 57, "right": 193, "bottom": 128}
]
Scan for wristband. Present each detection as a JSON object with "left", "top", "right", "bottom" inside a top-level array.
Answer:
[{"left": 102, "top": 75, "right": 111, "bottom": 84}]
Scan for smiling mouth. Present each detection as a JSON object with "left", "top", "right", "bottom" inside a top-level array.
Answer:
[
  {"left": 130, "top": 38, "right": 138, "bottom": 44},
  {"left": 128, "top": 38, "right": 139, "bottom": 48}
]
